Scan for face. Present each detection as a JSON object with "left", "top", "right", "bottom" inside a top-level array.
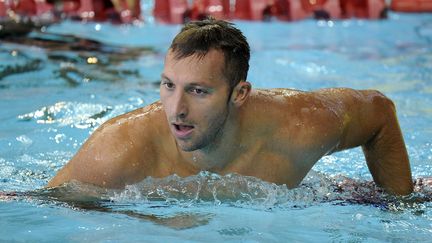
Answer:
[{"left": 160, "top": 49, "right": 232, "bottom": 152}]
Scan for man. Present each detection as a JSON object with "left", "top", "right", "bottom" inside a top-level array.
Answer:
[{"left": 47, "top": 18, "right": 413, "bottom": 195}]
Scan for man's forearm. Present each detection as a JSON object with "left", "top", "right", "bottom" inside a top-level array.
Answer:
[{"left": 362, "top": 110, "right": 413, "bottom": 195}]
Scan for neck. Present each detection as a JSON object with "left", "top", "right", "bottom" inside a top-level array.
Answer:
[{"left": 180, "top": 108, "right": 241, "bottom": 172}]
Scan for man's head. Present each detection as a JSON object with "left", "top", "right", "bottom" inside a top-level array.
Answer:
[
  {"left": 160, "top": 18, "right": 252, "bottom": 152},
  {"left": 169, "top": 18, "right": 250, "bottom": 90}
]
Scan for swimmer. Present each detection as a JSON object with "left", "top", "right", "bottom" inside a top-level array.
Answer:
[{"left": 47, "top": 18, "right": 414, "bottom": 195}]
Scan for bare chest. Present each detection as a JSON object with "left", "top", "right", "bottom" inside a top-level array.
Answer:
[{"left": 218, "top": 143, "right": 308, "bottom": 188}]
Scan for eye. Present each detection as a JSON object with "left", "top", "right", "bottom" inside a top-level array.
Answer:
[
  {"left": 191, "top": 88, "right": 208, "bottom": 95},
  {"left": 161, "top": 81, "right": 175, "bottom": 90},
  {"left": 166, "top": 83, "right": 174, "bottom": 89}
]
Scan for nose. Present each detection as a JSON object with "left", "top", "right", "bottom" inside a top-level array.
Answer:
[{"left": 172, "top": 91, "right": 188, "bottom": 120}]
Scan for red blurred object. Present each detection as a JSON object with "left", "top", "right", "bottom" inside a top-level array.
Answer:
[
  {"left": 1, "top": 0, "right": 140, "bottom": 26},
  {"left": 274, "top": 0, "right": 310, "bottom": 21},
  {"left": 15, "top": 0, "right": 38, "bottom": 15},
  {"left": 190, "top": 0, "right": 230, "bottom": 20},
  {"left": 234, "top": 0, "right": 276, "bottom": 21},
  {"left": 301, "top": 0, "right": 341, "bottom": 19},
  {"left": 54, "top": 0, "right": 141, "bottom": 23},
  {"left": 60, "top": 0, "right": 81, "bottom": 14},
  {"left": 3, "top": 0, "right": 53, "bottom": 16},
  {"left": 35, "top": 0, "right": 54, "bottom": 15},
  {"left": 390, "top": 0, "right": 432, "bottom": 12},
  {"left": 275, "top": 0, "right": 341, "bottom": 21},
  {"left": 77, "top": 0, "right": 101, "bottom": 20},
  {"left": 0, "top": 1, "right": 8, "bottom": 17},
  {"left": 111, "top": 0, "right": 141, "bottom": 23},
  {"left": 340, "top": 0, "right": 387, "bottom": 19},
  {"left": 1, "top": 0, "right": 395, "bottom": 26},
  {"left": 154, "top": 0, "right": 189, "bottom": 24}
]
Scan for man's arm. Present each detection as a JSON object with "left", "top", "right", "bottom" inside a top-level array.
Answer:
[
  {"left": 324, "top": 88, "right": 413, "bottom": 195},
  {"left": 360, "top": 96, "right": 413, "bottom": 195}
]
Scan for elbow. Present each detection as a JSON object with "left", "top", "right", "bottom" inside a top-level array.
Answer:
[
  {"left": 369, "top": 91, "right": 398, "bottom": 132},
  {"left": 371, "top": 90, "right": 396, "bottom": 113}
]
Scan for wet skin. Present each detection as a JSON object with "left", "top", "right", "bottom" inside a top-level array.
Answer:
[{"left": 48, "top": 49, "right": 413, "bottom": 195}]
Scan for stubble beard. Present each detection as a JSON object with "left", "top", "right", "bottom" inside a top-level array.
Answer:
[{"left": 177, "top": 106, "right": 230, "bottom": 152}]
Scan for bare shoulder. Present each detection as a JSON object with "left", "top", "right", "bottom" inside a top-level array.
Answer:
[
  {"left": 248, "top": 87, "right": 394, "bottom": 153},
  {"left": 251, "top": 88, "right": 344, "bottom": 137},
  {"left": 314, "top": 87, "right": 394, "bottom": 108},
  {"left": 104, "top": 101, "right": 165, "bottom": 127},
  {"left": 88, "top": 100, "right": 166, "bottom": 152},
  {"left": 47, "top": 101, "right": 167, "bottom": 188}
]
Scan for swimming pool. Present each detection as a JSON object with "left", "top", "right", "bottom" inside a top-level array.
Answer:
[{"left": 1, "top": 12, "right": 432, "bottom": 242}]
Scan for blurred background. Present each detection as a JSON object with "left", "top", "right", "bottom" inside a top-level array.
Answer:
[{"left": 1, "top": 0, "right": 431, "bottom": 29}]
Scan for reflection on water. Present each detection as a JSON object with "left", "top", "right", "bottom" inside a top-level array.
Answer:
[
  {"left": 1, "top": 31, "right": 157, "bottom": 86},
  {"left": 16, "top": 98, "right": 151, "bottom": 130},
  {"left": 18, "top": 102, "right": 113, "bottom": 128},
  {"left": 0, "top": 49, "right": 43, "bottom": 81}
]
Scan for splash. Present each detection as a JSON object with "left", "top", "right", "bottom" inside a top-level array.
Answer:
[
  {"left": 5, "top": 171, "right": 430, "bottom": 212},
  {"left": 1, "top": 171, "right": 431, "bottom": 231},
  {"left": 109, "top": 171, "right": 431, "bottom": 211}
]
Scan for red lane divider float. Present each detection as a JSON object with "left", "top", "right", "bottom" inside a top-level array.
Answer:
[
  {"left": 340, "top": 0, "right": 387, "bottom": 19},
  {"left": 153, "top": 0, "right": 189, "bottom": 24},
  {"left": 300, "top": 0, "right": 342, "bottom": 19},
  {"left": 57, "top": 0, "right": 141, "bottom": 23},
  {"left": 390, "top": 0, "right": 432, "bottom": 12},
  {"left": 1, "top": 0, "right": 432, "bottom": 25},
  {"left": 0, "top": 0, "right": 141, "bottom": 24},
  {"left": 234, "top": 0, "right": 275, "bottom": 21},
  {"left": 0, "top": 1, "right": 7, "bottom": 17},
  {"left": 0, "top": 0, "right": 52, "bottom": 18},
  {"left": 154, "top": 0, "right": 388, "bottom": 23},
  {"left": 190, "top": 0, "right": 231, "bottom": 20}
]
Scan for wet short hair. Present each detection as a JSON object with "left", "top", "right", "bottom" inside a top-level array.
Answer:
[{"left": 169, "top": 18, "right": 250, "bottom": 89}]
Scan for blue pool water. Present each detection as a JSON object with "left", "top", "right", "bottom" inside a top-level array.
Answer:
[{"left": 1, "top": 12, "right": 432, "bottom": 241}]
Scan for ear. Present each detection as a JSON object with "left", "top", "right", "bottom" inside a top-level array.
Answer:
[{"left": 230, "top": 81, "right": 252, "bottom": 107}]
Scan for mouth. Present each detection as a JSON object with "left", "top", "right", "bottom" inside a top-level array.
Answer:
[{"left": 172, "top": 123, "right": 195, "bottom": 138}]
